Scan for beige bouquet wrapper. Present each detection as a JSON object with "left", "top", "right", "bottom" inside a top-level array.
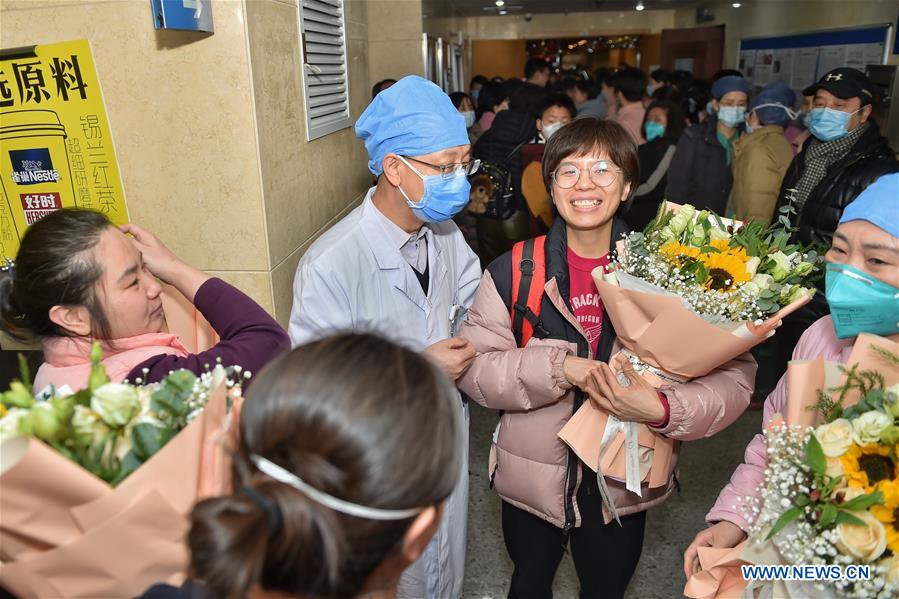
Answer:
[
  {"left": 0, "top": 384, "right": 241, "bottom": 598},
  {"left": 558, "top": 266, "right": 808, "bottom": 520},
  {"left": 786, "top": 333, "right": 899, "bottom": 427}
]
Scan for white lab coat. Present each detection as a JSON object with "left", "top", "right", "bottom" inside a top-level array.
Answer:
[{"left": 288, "top": 187, "right": 481, "bottom": 599}]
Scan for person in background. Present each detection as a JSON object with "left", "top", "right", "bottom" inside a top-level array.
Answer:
[
  {"left": 371, "top": 78, "right": 397, "bottom": 99},
  {"left": 470, "top": 74, "right": 489, "bottom": 102},
  {"left": 449, "top": 91, "right": 479, "bottom": 144},
  {"left": 783, "top": 92, "right": 814, "bottom": 155},
  {"left": 666, "top": 74, "right": 751, "bottom": 214},
  {"left": 524, "top": 58, "right": 551, "bottom": 88},
  {"left": 772, "top": 67, "right": 898, "bottom": 381},
  {"left": 476, "top": 81, "right": 510, "bottom": 133},
  {"left": 141, "top": 334, "right": 463, "bottom": 599},
  {"left": 565, "top": 78, "right": 607, "bottom": 120},
  {"left": 729, "top": 81, "right": 796, "bottom": 225},
  {"left": 610, "top": 68, "right": 648, "bottom": 145},
  {"left": 625, "top": 99, "right": 686, "bottom": 231},
  {"left": 534, "top": 93, "right": 576, "bottom": 143},
  {"left": 288, "top": 76, "right": 481, "bottom": 599},
  {"left": 646, "top": 68, "right": 669, "bottom": 97},
  {"left": 0, "top": 209, "right": 289, "bottom": 391},
  {"left": 509, "top": 83, "right": 550, "bottom": 121},
  {"left": 684, "top": 78, "right": 710, "bottom": 125},
  {"left": 684, "top": 174, "right": 899, "bottom": 580}
]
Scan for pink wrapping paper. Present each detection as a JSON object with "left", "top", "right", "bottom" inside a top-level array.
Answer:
[
  {"left": 0, "top": 386, "right": 240, "bottom": 598},
  {"left": 684, "top": 541, "right": 749, "bottom": 599}
]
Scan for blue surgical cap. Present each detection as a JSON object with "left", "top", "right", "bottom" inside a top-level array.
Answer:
[
  {"left": 711, "top": 75, "right": 751, "bottom": 100},
  {"left": 355, "top": 76, "right": 469, "bottom": 176},
  {"left": 751, "top": 82, "right": 796, "bottom": 127},
  {"left": 839, "top": 173, "right": 899, "bottom": 238}
]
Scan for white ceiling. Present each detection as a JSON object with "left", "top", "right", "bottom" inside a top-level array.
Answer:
[{"left": 422, "top": 0, "right": 701, "bottom": 18}]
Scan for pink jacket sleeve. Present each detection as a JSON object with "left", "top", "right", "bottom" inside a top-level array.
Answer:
[
  {"left": 652, "top": 353, "right": 757, "bottom": 441},
  {"left": 457, "top": 270, "right": 574, "bottom": 411}
]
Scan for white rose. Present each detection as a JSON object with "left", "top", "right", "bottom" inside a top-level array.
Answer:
[
  {"left": 825, "top": 457, "right": 847, "bottom": 488},
  {"left": 669, "top": 205, "right": 696, "bottom": 235},
  {"left": 751, "top": 273, "right": 775, "bottom": 291},
  {"left": 71, "top": 405, "right": 109, "bottom": 446},
  {"left": 91, "top": 383, "right": 141, "bottom": 428},
  {"left": 835, "top": 510, "right": 887, "bottom": 562},
  {"left": 764, "top": 251, "right": 792, "bottom": 282},
  {"left": 814, "top": 418, "right": 854, "bottom": 458},
  {"left": 745, "top": 256, "right": 761, "bottom": 278},
  {"left": 0, "top": 408, "right": 29, "bottom": 442},
  {"left": 709, "top": 227, "right": 730, "bottom": 242},
  {"left": 851, "top": 411, "right": 892, "bottom": 446},
  {"left": 882, "top": 553, "right": 899, "bottom": 585}
]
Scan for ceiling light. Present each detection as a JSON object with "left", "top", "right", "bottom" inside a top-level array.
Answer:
[
  {"left": 732, "top": 2, "right": 741, "bottom": 6},
  {"left": 495, "top": 0, "right": 504, "bottom": 6},
  {"left": 498, "top": 9, "right": 507, "bottom": 15},
  {"left": 635, "top": 2, "right": 645, "bottom": 11}
]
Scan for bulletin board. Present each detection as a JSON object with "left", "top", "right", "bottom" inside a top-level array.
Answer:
[{"left": 737, "top": 24, "right": 893, "bottom": 104}]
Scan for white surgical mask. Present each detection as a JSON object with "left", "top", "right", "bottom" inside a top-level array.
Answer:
[
  {"left": 461, "top": 110, "right": 476, "bottom": 129},
  {"left": 542, "top": 122, "right": 564, "bottom": 140}
]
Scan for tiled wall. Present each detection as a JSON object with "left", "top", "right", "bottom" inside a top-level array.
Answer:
[{"left": 1, "top": 0, "right": 425, "bottom": 329}]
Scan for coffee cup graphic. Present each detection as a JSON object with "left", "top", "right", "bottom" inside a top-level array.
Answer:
[{"left": 0, "top": 109, "right": 76, "bottom": 247}]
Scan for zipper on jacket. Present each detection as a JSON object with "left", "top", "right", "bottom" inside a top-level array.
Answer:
[{"left": 562, "top": 334, "right": 589, "bottom": 532}]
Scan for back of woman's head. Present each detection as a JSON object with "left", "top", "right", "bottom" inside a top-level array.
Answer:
[
  {"left": 476, "top": 81, "right": 507, "bottom": 117},
  {"left": 0, "top": 208, "right": 112, "bottom": 341},
  {"left": 510, "top": 83, "right": 550, "bottom": 119},
  {"left": 189, "top": 333, "right": 462, "bottom": 599}
]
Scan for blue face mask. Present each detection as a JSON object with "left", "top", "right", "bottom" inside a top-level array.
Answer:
[
  {"left": 825, "top": 263, "right": 899, "bottom": 339},
  {"left": 398, "top": 157, "right": 471, "bottom": 223},
  {"left": 644, "top": 121, "right": 665, "bottom": 142},
  {"left": 808, "top": 106, "right": 861, "bottom": 142},
  {"left": 718, "top": 106, "right": 746, "bottom": 127}
]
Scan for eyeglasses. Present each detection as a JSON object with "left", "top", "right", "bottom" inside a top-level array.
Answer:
[
  {"left": 552, "top": 160, "right": 621, "bottom": 189},
  {"left": 402, "top": 156, "right": 481, "bottom": 180}
]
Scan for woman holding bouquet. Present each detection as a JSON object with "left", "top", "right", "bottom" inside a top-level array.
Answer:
[
  {"left": 0, "top": 208, "right": 289, "bottom": 390},
  {"left": 141, "top": 333, "right": 463, "bottom": 599},
  {"left": 456, "top": 118, "right": 756, "bottom": 598},
  {"left": 684, "top": 173, "right": 899, "bottom": 578}
]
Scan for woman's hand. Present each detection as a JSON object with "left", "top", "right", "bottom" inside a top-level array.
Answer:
[
  {"left": 121, "top": 224, "right": 210, "bottom": 301},
  {"left": 582, "top": 354, "right": 665, "bottom": 424},
  {"left": 683, "top": 521, "right": 747, "bottom": 579},
  {"left": 563, "top": 356, "right": 599, "bottom": 388}
]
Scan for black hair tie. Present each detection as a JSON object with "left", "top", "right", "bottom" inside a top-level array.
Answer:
[{"left": 241, "top": 486, "right": 283, "bottom": 538}]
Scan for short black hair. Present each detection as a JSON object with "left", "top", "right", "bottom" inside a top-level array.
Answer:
[
  {"left": 525, "top": 58, "right": 551, "bottom": 80},
  {"left": 650, "top": 68, "right": 670, "bottom": 84},
  {"left": 573, "top": 79, "right": 599, "bottom": 99},
  {"left": 594, "top": 67, "right": 614, "bottom": 88},
  {"left": 539, "top": 93, "right": 576, "bottom": 120},
  {"left": 371, "top": 78, "right": 397, "bottom": 99},
  {"left": 448, "top": 91, "right": 474, "bottom": 111},
  {"left": 470, "top": 75, "right": 488, "bottom": 88},
  {"left": 613, "top": 69, "right": 648, "bottom": 102},
  {"left": 713, "top": 69, "right": 744, "bottom": 82},
  {"left": 510, "top": 83, "right": 550, "bottom": 119},
  {"left": 476, "top": 81, "right": 508, "bottom": 117}
]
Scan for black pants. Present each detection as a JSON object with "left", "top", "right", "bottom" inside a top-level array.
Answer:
[{"left": 502, "top": 468, "right": 647, "bottom": 599}]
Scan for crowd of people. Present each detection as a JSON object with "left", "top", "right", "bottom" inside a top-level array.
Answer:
[{"left": 0, "top": 54, "right": 897, "bottom": 599}]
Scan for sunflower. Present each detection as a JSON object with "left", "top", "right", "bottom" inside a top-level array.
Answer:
[
  {"left": 699, "top": 252, "right": 752, "bottom": 291},
  {"left": 709, "top": 239, "right": 749, "bottom": 262},
  {"left": 841, "top": 443, "right": 897, "bottom": 492},
  {"left": 872, "top": 479, "right": 899, "bottom": 554},
  {"left": 661, "top": 242, "right": 701, "bottom": 267}
]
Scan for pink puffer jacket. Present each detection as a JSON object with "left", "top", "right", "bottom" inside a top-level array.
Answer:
[
  {"left": 706, "top": 316, "right": 854, "bottom": 531},
  {"left": 458, "top": 268, "right": 757, "bottom": 528}
]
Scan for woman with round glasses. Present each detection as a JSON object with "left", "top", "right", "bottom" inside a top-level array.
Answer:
[{"left": 456, "top": 118, "right": 755, "bottom": 598}]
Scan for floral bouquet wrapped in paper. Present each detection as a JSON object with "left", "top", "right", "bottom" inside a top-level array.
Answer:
[
  {"left": 740, "top": 340, "right": 899, "bottom": 599},
  {"left": 559, "top": 203, "right": 823, "bottom": 518},
  {"left": 0, "top": 346, "right": 244, "bottom": 598}
]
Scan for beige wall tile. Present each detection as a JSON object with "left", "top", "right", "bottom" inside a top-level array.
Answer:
[
  {"left": 1, "top": 0, "right": 269, "bottom": 272},
  {"left": 365, "top": 0, "right": 423, "bottom": 42},
  {"left": 368, "top": 39, "right": 425, "bottom": 83},
  {"left": 206, "top": 270, "right": 275, "bottom": 315}
]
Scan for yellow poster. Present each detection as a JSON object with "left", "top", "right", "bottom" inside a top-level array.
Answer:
[{"left": 0, "top": 39, "right": 127, "bottom": 260}]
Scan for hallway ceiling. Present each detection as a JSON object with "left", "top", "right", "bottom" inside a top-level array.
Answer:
[{"left": 422, "top": 0, "right": 700, "bottom": 18}]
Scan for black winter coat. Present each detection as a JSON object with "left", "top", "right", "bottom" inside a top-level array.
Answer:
[
  {"left": 665, "top": 116, "right": 734, "bottom": 215},
  {"left": 473, "top": 110, "right": 537, "bottom": 212},
  {"left": 626, "top": 135, "right": 678, "bottom": 231},
  {"left": 776, "top": 123, "right": 899, "bottom": 248}
]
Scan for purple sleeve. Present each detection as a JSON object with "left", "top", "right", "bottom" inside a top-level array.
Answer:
[{"left": 128, "top": 278, "right": 290, "bottom": 384}]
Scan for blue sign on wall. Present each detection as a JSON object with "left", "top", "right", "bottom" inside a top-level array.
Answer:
[{"left": 151, "top": 0, "right": 214, "bottom": 33}]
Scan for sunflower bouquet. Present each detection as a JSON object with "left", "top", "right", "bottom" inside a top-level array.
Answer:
[{"left": 742, "top": 345, "right": 899, "bottom": 599}]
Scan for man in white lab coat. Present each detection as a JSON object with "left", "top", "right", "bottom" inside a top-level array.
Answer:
[{"left": 288, "top": 75, "right": 482, "bottom": 599}]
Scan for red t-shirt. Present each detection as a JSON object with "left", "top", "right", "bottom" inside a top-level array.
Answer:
[{"left": 566, "top": 247, "right": 611, "bottom": 356}]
